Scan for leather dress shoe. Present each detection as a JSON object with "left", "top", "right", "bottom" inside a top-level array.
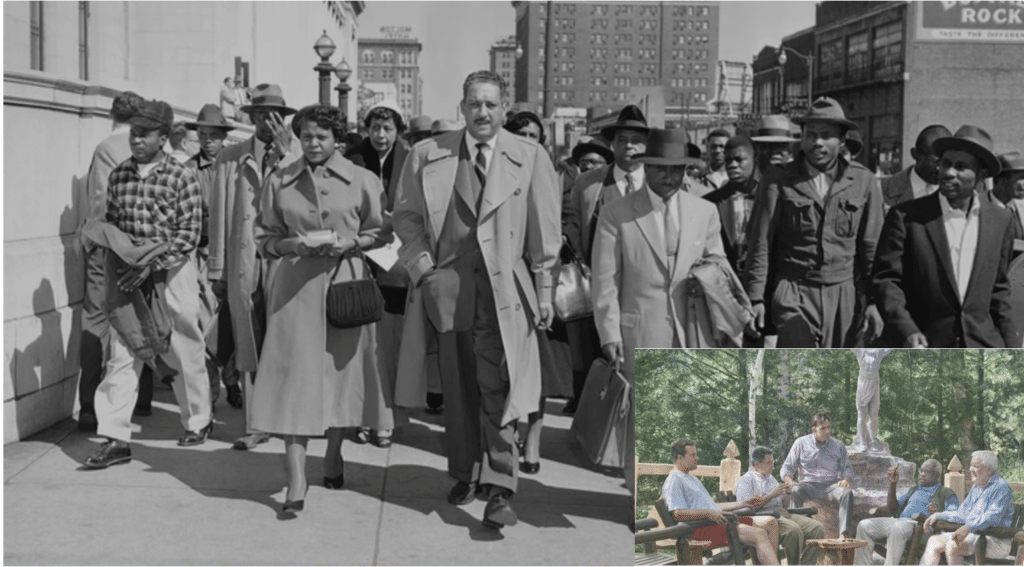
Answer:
[
  {"left": 83, "top": 439, "right": 132, "bottom": 469},
  {"left": 226, "top": 384, "right": 243, "bottom": 409},
  {"left": 178, "top": 422, "right": 213, "bottom": 446},
  {"left": 78, "top": 410, "right": 98, "bottom": 431},
  {"left": 519, "top": 461, "right": 541, "bottom": 475},
  {"left": 447, "top": 481, "right": 479, "bottom": 506},
  {"left": 232, "top": 432, "right": 270, "bottom": 451},
  {"left": 133, "top": 405, "right": 152, "bottom": 417},
  {"left": 482, "top": 490, "right": 517, "bottom": 528},
  {"left": 324, "top": 471, "right": 345, "bottom": 490}
]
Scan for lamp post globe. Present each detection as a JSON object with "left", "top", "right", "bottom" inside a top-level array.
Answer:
[
  {"left": 313, "top": 30, "right": 336, "bottom": 104},
  {"left": 333, "top": 58, "right": 353, "bottom": 112},
  {"left": 778, "top": 48, "right": 787, "bottom": 66}
]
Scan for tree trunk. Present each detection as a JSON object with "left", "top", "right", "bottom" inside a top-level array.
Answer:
[
  {"left": 976, "top": 349, "right": 985, "bottom": 449},
  {"left": 844, "top": 358, "right": 852, "bottom": 433},
  {"left": 953, "top": 350, "right": 975, "bottom": 455},
  {"left": 937, "top": 352, "right": 946, "bottom": 466},
  {"left": 748, "top": 350, "right": 764, "bottom": 463}
]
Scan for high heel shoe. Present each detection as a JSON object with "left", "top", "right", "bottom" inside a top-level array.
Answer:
[
  {"left": 324, "top": 471, "right": 345, "bottom": 489},
  {"left": 282, "top": 484, "right": 308, "bottom": 513}
]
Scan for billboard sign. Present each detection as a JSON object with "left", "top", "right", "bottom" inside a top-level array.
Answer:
[{"left": 917, "top": 1, "right": 1024, "bottom": 42}]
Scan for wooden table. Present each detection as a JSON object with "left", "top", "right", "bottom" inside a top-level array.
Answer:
[{"left": 806, "top": 538, "right": 869, "bottom": 566}]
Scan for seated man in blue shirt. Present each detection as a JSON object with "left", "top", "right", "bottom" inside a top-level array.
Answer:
[
  {"left": 781, "top": 411, "right": 856, "bottom": 537},
  {"left": 737, "top": 446, "right": 825, "bottom": 566},
  {"left": 921, "top": 450, "right": 1014, "bottom": 565},
  {"left": 853, "top": 459, "right": 958, "bottom": 565},
  {"left": 662, "top": 438, "right": 781, "bottom": 565}
]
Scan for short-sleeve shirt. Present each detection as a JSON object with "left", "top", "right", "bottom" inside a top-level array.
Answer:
[
  {"left": 735, "top": 470, "right": 783, "bottom": 511},
  {"left": 662, "top": 470, "right": 718, "bottom": 512}
]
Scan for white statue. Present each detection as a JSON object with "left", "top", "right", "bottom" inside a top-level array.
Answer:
[{"left": 851, "top": 348, "right": 893, "bottom": 454}]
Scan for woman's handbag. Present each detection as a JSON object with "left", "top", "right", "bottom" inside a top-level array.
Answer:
[
  {"left": 570, "top": 358, "right": 632, "bottom": 468},
  {"left": 326, "top": 249, "right": 385, "bottom": 329},
  {"left": 553, "top": 244, "right": 593, "bottom": 322}
]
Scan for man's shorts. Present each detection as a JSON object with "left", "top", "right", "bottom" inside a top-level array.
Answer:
[{"left": 692, "top": 516, "right": 754, "bottom": 547}]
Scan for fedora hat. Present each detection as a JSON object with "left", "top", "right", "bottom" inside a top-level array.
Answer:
[
  {"left": 844, "top": 130, "right": 863, "bottom": 156},
  {"left": 571, "top": 136, "right": 614, "bottom": 164},
  {"left": 406, "top": 115, "right": 433, "bottom": 135},
  {"left": 239, "top": 83, "right": 296, "bottom": 116},
  {"left": 932, "top": 125, "right": 1001, "bottom": 177},
  {"left": 186, "top": 104, "right": 233, "bottom": 131},
  {"left": 431, "top": 118, "right": 461, "bottom": 135},
  {"left": 750, "top": 115, "right": 799, "bottom": 143},
  {"left": 996, "top": 151, "right": 1024, "bottom": 174},
  {"left": 634, "top": 128, "right": 702, "bottom": 166},
  {"left": 792, "top": 97, "right": 858, "bottom": 131},
  {"left": 600, "top": 104, "right": 650, "bottom": 139}
]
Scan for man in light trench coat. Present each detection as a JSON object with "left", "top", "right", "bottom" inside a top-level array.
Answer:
[{"left": 392, "top": 70, "right": 561, "bottom": 529}]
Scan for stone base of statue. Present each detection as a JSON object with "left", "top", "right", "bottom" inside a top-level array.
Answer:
[{"left": 846, "top": 446, "right": 917, "bottom": 547}]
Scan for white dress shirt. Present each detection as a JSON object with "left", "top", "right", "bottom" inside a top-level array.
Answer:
[
  {"left": 910, "top": 167, "right": 938, "bottom": 200},
  {"left": 938, "top": 192, "right": 981, "bottom": 302},
  {"left": 706, "top": 167, "right": 729, "bottom": 190},
  {"left": 613, "top": 165, "right": 645, "bottom": 197},
  {"left": 464, "top": 132, "right": 495, "bottom": 175}
]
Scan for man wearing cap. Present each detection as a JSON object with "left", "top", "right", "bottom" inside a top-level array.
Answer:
[
  {"left": 346, "top": 100, "right": 411, "bottom": 448},
  {"left": 592, "top": 127, "right": 727, "bottom": 368},
  {"left": 405, "top": 115, "right": 434, "bottom": 146},
  {"left": 567, "top": 105, "right": 655, "bottom": 265},
  {"left": 987, "top": 152, "right": 1024, "bottom": 242},
  {"left": 184, "top": 104, "right": 240, "bottom": 410},
  {"left": 392, "top": 70, "right": 561, "bottom": 529},
  {"left": 881, "top": 125, "right": 952, "bottom": 211},
  {"left": 745, "top": 97, "right": 885, "bottom": 348},
  {"left": 208, "top": 83, "right": 301, "bottom": 450},
  {"left": 750, "top": 115, "right": 800, "bottom": 175},
  {"left": 873, "top": 125, "right": 1018, "bottom": 348},
  {"left": 702, "top": 128, "right": 732, "bottom": 192},
  {"left": 76, "top": 90, "right": 145, "bottom": 431},
  {"left": 84, "top": 99, "right": 214, "bottom": 468}
]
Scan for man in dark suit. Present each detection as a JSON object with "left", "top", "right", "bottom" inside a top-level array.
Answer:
[
  {"left": 873, "top": 125, "right": 1019, "bottom": 347},
  {"left": 988, "top": 152, "right": 1024, "bottom": 241},
  {"left": 703, "top": 135, "right": 760, "bottom": 279},
  {"left": 881, "top": 124, "right": 951, "bottom": 211},
  {"left": 393, "top": 70, "right": 561, "bottom": 529},
  {"left": 76, "top": 90, "right": 144, "bottom": 431}
]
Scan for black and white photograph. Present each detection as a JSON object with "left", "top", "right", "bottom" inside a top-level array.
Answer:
[{"left": 3, "top": 0, "right": 1024, "bottom": 565}]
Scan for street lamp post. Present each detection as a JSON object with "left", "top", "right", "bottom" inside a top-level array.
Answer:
[
  {"left": 314, "top": 30, "right": 337, "bottom": 105},
  {"left": 333, "top": 58, "right": 352, "bottom": 115},
  {"left": 777, "top": 45, "right": 814, "bottom": 108}
]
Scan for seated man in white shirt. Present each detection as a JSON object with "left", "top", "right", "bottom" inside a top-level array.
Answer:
[
  {"left": 662, "top": 438, "right": 781, "bottom": 565},
  {"left": 737, "top": 446, "right": 824, "bottom": 565}
]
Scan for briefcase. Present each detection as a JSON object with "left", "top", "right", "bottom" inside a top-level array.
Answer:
[{"left": 571, "top": 358, "right": 632, "bottom": 469}]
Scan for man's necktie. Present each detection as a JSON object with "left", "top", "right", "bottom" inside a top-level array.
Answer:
[
  {"left": 262, "top": 142, "right": 275, "bottom": 177},
  {"left": 1011, "top": 205, "right": 1024, "bottom": 240},
  {"left": 626, "top": 174, "right": 636, "bottom": 195},
  {"left": 475, "top": 142, "right": 488, "bottom": 187},
  {"left": 665, "top": 196, "right": 679, "bottom": 258}
]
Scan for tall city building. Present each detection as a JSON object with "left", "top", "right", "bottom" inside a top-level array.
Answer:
[
  {"left": 512, "top": 1, "right": 720, "bottom": 116},
  {"left": 358, "top": 30, "right": 423, "bottom": 118},
  {"left": 489, "top": 35, "right": 519, "bottom": 107}
]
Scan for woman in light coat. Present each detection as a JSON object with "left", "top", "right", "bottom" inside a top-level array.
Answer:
[{"left": 252, "top": 103, "right": 393, "bottom": 513}]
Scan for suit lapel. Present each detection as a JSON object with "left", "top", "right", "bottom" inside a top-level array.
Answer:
[
  {"left": 718, "top": 196, "right": 736, "bottom": 247},
  {"left": 478, "top": 130, "right": 523, "bottom": 220},
  {"left": 633, "top": 191, "right": 669, "bottom": 275},
  {"left": 422, "top": 133, "right": 460, "bottom": 241},
  {"left": 964, "top": 198, "right": 1000, "bottom": 299},
  {"left": 670, "top": 194, "right": 696, "bottom": 285},
  {"left": 922, "top": 194, "right": 961, "bottom": 306}
]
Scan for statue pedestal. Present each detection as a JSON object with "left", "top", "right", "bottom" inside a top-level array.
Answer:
[{"left": 848, "top": 449, "right": 916, "bottom": 509}]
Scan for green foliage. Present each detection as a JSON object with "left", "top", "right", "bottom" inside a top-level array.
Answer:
[{"left": 635, "top": 349, "right": 1024, "bottom": 526}]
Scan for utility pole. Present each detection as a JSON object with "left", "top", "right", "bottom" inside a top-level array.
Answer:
[{"left": 542, "top": 0, "right": 554, "bottom": 119}]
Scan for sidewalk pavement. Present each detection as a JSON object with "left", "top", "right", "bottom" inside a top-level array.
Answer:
[{"left": 4, "top": 387, "right": 633, "bottom": 565}]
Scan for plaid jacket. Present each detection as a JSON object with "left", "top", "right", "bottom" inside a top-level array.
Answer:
[{"left": 105, "top": 153, "right": 203, "bottom": 271}]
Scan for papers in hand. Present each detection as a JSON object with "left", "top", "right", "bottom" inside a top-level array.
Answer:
[
  {"left": 300, "top": 230, "right": 337, "bottom": 247},
  {"left": 365, "top": 234, "right": 402, "bottom": 272}
]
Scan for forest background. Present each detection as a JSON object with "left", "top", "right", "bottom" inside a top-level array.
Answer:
[{"left": 634, "top": 349, "right": 1024, "bottom": 527}]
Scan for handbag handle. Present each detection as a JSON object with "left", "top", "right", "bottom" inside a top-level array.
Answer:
[
  {"left": 329, "top": 246, "right": 369, "bottom": 283},
  {"left": 560, "top": 238, "right": 591, "bottom": 278}
]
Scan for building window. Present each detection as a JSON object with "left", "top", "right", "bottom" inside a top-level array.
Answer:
[
  {"left": 590, "top": 4, "right": 608, "bottom": 16},
  {"left": 381, "top": 50, "right": 394, "bottom": 64},
  {"left": 818, "top": 38, "right": 844, "bottom": 89},
  {"left": 847, "top": 32, "right": 869, "bottom": 83},
  {"left": 590, "top": 62, "right": 607, "bottom": 74},
  {"left": 30, "top": 1, "right": 43, "bottom": 70},
  {"left": 616, "top": 4, "right": 632, "bottom": 15},
  {"left": 363, "top": 69, "right": 375, "bottom": 79},
  {"left": 873, "top": 21, "right": 904, "bottom": 77},
  {"left": 590, "top": 75, "right": 607, "bottom": 86},
  {"left": 639, "top": 19, "right": 657, "bottom": 31},
  {"left": 362, "top": 50, "right": 374, "bottom": 64},
  {"left": 641, "top": 5, "right": 657, "bottom": 17},
  {"left": 615, "top": 19, "right": 631, "bottom": 29},
  {"left": 615, "top": 48, "right": 632, "bottom": 59},
  {"left": 591, "top": 18, "right": 608, "bottom": 30},
  {"left": 640, "top": 34, "right": 656, "bottom": 45},
  {"left": 591, "top": 33, "right": 607, "bottom": 44},
  {"left": 78, "top": 1, "right": 89, "bottom": 80}
]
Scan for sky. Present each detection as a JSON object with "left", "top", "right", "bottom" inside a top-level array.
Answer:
[{"left": 358, "top": 0, "right": 818, "bottom": 120}]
